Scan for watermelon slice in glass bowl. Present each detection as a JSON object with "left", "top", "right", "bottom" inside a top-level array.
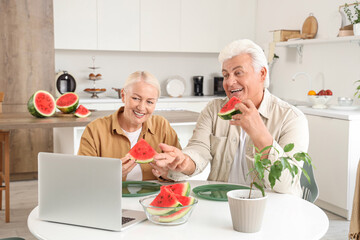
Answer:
[{"left": 139, "top": 187, "right": 198, "bottom": 225}]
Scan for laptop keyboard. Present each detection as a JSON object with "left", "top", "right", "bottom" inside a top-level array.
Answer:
[{"left": 122, "top": 217, "right": 135, "bottom": 225}]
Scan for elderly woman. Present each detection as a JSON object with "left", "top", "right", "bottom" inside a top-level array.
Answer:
[{"left": 78, "top": 71, "right": 181, "bottom": 181}]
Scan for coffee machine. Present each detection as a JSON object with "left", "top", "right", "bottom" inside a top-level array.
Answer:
[{"left": 193, "top": 76, "right": 204, "bottom": 96}]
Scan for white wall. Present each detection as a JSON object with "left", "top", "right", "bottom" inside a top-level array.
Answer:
[
  {"left": 256, "top": 0, "right": 360, "bottom": 106},
  {"left": 55, "top": 50, "right": 221, "bottom": 98}
]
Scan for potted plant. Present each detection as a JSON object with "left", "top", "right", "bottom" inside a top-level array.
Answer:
[
  {"left": 354, "top": 80, "right": 360, "bottom": 98},
  {"left": 344, "top": 2, "right": 360, "bottom": 36},
  {"left": 227, "top": 143, "right": 313, "bottom": 233}
]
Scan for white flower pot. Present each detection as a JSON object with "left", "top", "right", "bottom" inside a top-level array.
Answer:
[
  {"left": 227, "top": 189, "right": 267, "bottom": 233},
  {"left": 353, "top": 23, "right": 360, "bottom": 36}
]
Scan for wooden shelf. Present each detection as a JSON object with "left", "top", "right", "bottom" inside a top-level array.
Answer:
[{"left": 276, "top": 35, "right": 360, "bottom": 47}]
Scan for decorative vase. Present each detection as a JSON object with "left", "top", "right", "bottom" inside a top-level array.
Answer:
[
  {"left": 227, "top": 189, "right": 267, "bottom": 233},
  {"left": 353, "top": 23, "right": 360, "bottom": 36}
]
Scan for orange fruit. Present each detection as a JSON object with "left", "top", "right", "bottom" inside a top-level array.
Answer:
[{"left": 307, "top": 90, "right": 316, "bottom": 96}]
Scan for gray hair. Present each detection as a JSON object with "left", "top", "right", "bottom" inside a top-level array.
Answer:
[
  {"left": 218, "top": 39, "right": 269, "bottom": 88},
  {"left": 123, "top": 71, "right": 161, "bottom": 97}
]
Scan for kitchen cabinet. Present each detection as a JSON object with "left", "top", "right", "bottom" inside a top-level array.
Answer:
[
  {"left": 54, "top": 0, "right": 256, "bottom": 53},
  {"left": 53, "top": 0, "right": 97, "bottom": 50},
  {"left": 305, "top": 114, "right": 360, "bottom": 220},
  {"left": 54, "top": 0, "right": 140, "bottom": 51},
  {"left": 180, "top": 0, "right": 256, "bottom": 52},
  {"left": 140, "top": 0, "right": 181, "bottom": 52},
  {"left": 98, "top": 0, "right": 139, "bottom": 51}
]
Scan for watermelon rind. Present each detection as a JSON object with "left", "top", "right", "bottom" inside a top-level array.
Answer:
[
  {"left": 27, "top": 90, "right": 56, "bottom": 118},
  {"left": 56, "top": 92, "right": 79, "bottom": 113},
  {"left": 129, "top": 139, "right": 157, "bottom": 164},
  {"left": 217, "top": 109, "right": 242, "bottom": 120},
  {"left": 158, "top": 197, "right": 196, "bottom": 223},
  {"left": 163, "top": 182, "right": 191, "bottom": 196},
  {"left": 74, "top": 105, "right": 91, "bottom": 118}
]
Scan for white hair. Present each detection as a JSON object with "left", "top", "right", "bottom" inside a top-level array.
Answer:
[
  {"left": 123, "top": 71, "right": 161, "bottom": 97},
  {"left": 218, "top": 39, "right": 269, "bottom": 88}
]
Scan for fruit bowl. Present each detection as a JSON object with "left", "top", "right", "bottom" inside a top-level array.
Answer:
[
  {"left": 139, "top": 195, "right": 198, "bottom": 225},
  {"left": 308, "top": 95, "right": 332, "bottom": 109}
]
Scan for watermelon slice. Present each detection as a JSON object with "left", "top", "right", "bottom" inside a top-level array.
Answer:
[
  {"left": 147, "top": 187, "right": 182, "bottom": 216},
  {"left": 56, "top": 92, "right": 79, "bottom": 113},
  {"left": 217, "top": 96, "right": 242, "bottom": 120},
  {"left": 128, "top": 139, "right": 157, "bottom": 164},
  {"left": 27, "top": 90, "right": 56, "bottom": 118},
  {"left": 74, "top": 105, "right": 91, "bottom": 118},
  {"left": 159, "top": 194, "right": 196, "bottom": 223},
  {"left": 162, "top": 182, "right": 191, "bottom": 196}
]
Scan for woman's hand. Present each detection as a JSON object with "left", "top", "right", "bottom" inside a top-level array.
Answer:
[
  {"left": 121, "top": 154, "right": 137, "bottom": 176},
  {"left": 153, "top": 143, "right": 195, "bottom": 175}
]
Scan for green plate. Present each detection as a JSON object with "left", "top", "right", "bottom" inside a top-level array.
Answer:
[
  {"left": 192, "top": 184, "right": 250, "bottom": 201},
  {"left": 122, "top": 181, "right": 161, "bottom": 197}
]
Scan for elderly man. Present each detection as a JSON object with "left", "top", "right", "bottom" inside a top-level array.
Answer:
[{"left": 152, "top": 39, "right": 309, "bottom": 196}]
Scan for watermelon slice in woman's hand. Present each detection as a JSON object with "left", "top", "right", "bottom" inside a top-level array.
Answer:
[
  {"left": 128, "top": 139, "right": 157, "bottom": 164},
  {"left": 217, "top": 96, "right": 242, "bottom": 120}
]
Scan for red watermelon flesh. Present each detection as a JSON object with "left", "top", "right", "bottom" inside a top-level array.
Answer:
[
  {"left": 158, "top": 194, "right": 196, "bottom": 223},
  {"left": 128, "top": 139, "right": 157, "bottom": 164},
  {"left": 27, "top": 90, "right": 56, "bottom": 118},
  {"left": 217, "top": 96, "right": 242, "bottom": 120},
  {"left": 56, "top": 92, "right": 79, "bottom": 113},
  {"left": 147, "top": 187, "right": 182, "bottom": 215},
  {"left": 162, "top": 182, "right": 191, "bottom": 196},
  {"left": 74, "top": 105, "right": 91, "bottom": 118}
]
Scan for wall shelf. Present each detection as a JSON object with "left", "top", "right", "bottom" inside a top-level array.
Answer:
[
  {"left": 275, "top": 35, "right": 360, "bottom": 48},
  {"left": 275, "top": 36, "right": 360, "bottom": 63}
]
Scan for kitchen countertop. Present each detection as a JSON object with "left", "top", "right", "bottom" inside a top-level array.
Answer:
[
  {"left": 297, "top": 105, "right": 360, "bottom": 120},
  {"left": 79, "top": 95, "right": 222, "bottom": 104},
  {"left": 0, "top": 110, "right": 199, "bottom": 129}
]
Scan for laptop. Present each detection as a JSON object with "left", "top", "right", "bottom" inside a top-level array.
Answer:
[{"left": 38, "top": 152, "right": 147, "bottom": 231}]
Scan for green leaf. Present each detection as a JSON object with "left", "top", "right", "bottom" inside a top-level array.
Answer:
[
  {"left": 269, "top": 161, "right": 283, "bottom": 188},
  {"left": 283, "top": 143, "right": 294, "bottom": 152},
  {"left": 293, "top": 152, "right": 306, "bottom": 162},
  {"left": 259, "top": 145, "right": 273, "bottom": 153},
  {"left": 280, "top": 157, "right": 294, "bottom": 178},
  {"left": 261, "top": 158, "right": 271, "bottom": 166},
  {"left": 253, "top": 182, "right": 265, "bottom": 197},
  {"left": 254, "top": 158, "right": 265, "bottom": 180}
]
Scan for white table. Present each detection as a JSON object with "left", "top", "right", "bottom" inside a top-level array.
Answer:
[{"left": 28, "top": 180, "right": 329, "bottom": 240}]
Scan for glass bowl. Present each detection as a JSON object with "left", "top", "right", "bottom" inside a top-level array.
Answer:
[
  {"left": 139, "top": 195, "right": 198, "bottom": 225},
  {"left": 337, "top": 97, "right": 353, "bottom": 106},
  {"left": 308, "top": 95, "right": 332, "bottom": 109}
]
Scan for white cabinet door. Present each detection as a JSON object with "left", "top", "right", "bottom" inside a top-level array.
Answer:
[
  {"left": 180, "top": 0, "right": 219, "bottom": 53},
  {"left": 53, "top": 0, "right": 97, "bottom": 50},
  {"left": 306, "top": 115, "right": 349, "bottom": 212},
  {"left": 97, "top": 0, "right": 140, "bottom": 51},
  {"left": 140, "top": 0, "right": 181, "bottom": 52},
  {"left": 181, "top": 0, "right": 256, "bottom": 53},
  {"left": 218, "top": 0, "right": 256, "bottom": 45}
]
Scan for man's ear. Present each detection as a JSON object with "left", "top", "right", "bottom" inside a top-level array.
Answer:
[{"left": 259, "top": 67, "right": 267, "bottom": 83}]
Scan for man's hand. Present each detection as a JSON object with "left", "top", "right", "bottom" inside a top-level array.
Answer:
[
  {"left": 230, "top": 99, "right": 273, "bottom": 150},
  {"left": 153, "top": 143, "right": 195, "bottom": 176}
]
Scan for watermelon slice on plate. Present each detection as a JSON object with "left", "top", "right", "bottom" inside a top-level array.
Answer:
[
  {"left": 56, "top": 92, "right": 79, "bottom": 113},
  {"left": 27, "top": 90, "right": 56, "bottom": 118},
  {"left": 162, "top": 182, "right": 191, "bottom": 196},
  {"left": 128, "top": 139, "right": 157, "bottom": 164},
  {"left": 217, "top": 96, "right": 242, "bottom": 120},
  {"left": 74, "top": 105, "right": 91, "bottom": 118}
]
